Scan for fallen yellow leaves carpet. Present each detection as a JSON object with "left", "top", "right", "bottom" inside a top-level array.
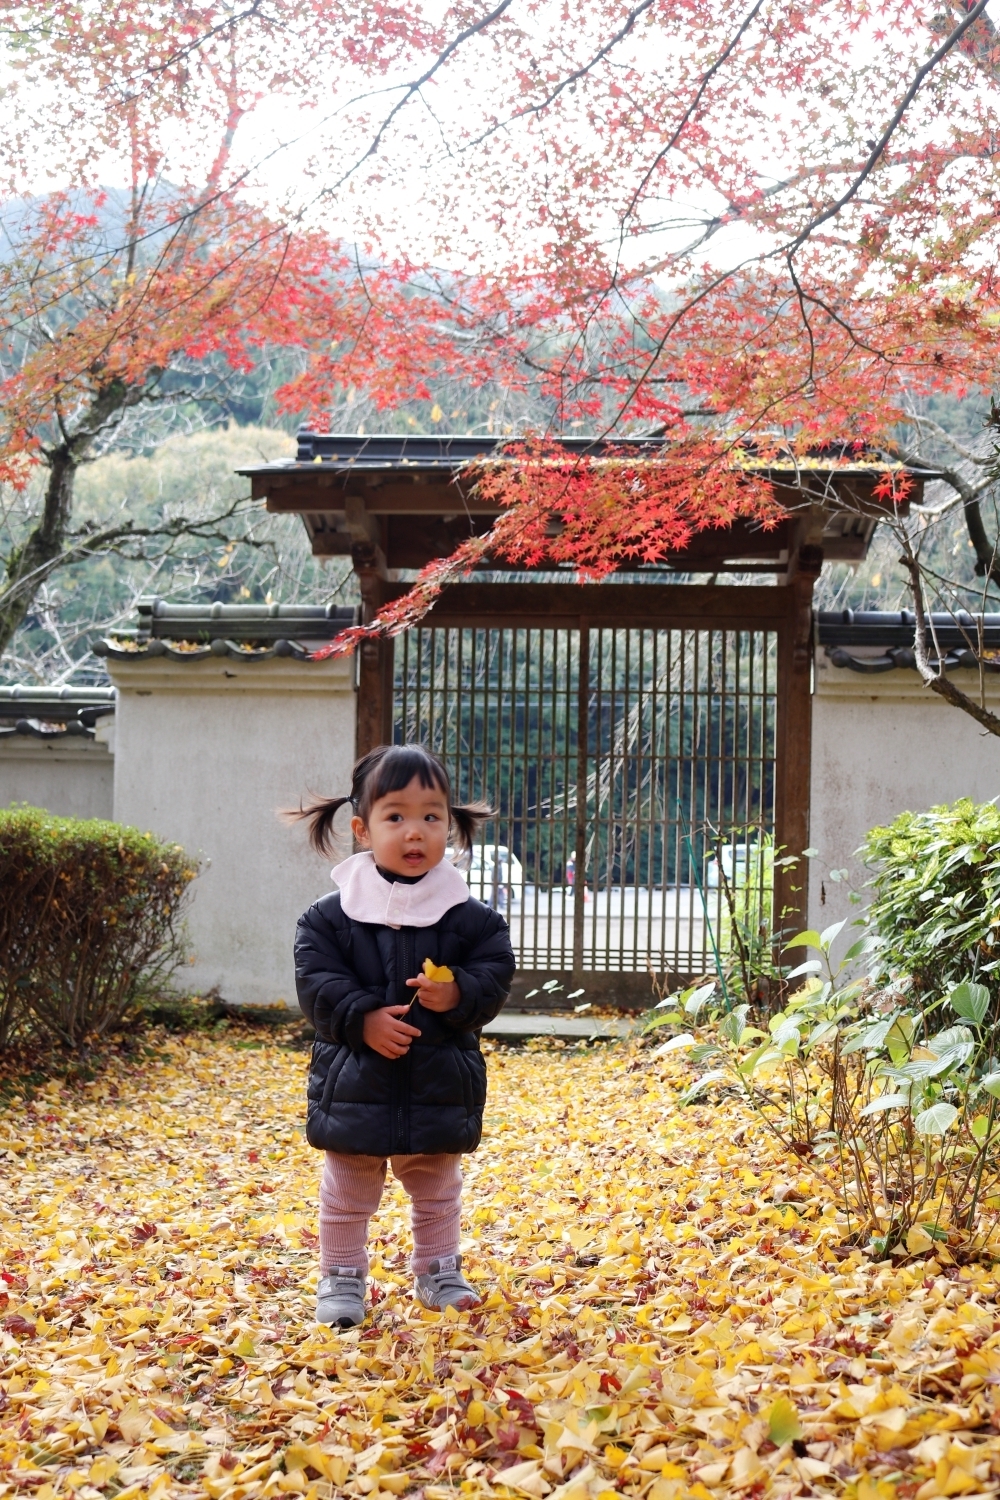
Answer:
[{"left": 3, "top": 1027, "right": 1000, "bottom": 1500}]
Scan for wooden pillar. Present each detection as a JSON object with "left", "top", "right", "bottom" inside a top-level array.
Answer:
[
  {"left": 774, "top": 546, "right": 821, "bottom": 937},
  {"left": 352, "top": 541, "right": 394, "bottom": 758}
]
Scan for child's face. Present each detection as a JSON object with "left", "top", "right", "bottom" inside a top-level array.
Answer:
[{"left": 351, "top": 775, "right": 450, "bottom": 877}]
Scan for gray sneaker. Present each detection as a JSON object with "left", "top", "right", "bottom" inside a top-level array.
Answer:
[
  {"left": 414, "top": 1255, "right": 480, "bottom": 1312},
  {"left": 316, "top": 1268, "right": 366, "bottom": 1328}
]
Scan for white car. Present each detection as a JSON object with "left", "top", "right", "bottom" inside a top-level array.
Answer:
[
  {"left": 460, "top": 844, "right": 525, "bottom": 908},
  {"left": 705, "top": 842, "right": 759, "bottom": 889}
]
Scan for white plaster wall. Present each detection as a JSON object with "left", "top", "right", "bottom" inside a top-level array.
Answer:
[
  {"left": 0, "top": 734, "right": 114, "bottom": 820},
  {"left": 109, "top": 655, "right": 356, "bottom": 1008},
  {"left": 808, "top": 652, "right": 1000, "bottom": 936}
]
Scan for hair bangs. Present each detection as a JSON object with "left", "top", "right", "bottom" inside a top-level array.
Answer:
[{"left": 366, "top": 745, "right": 451, "bottom": 809}]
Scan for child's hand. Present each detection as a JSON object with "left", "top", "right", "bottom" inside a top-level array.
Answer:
[
  {"left": 405, "top": 973, "right": 461, "bottom": 1013},
  {"left": 363, "top": 1005, "right": 422, "bottom": 1058}
]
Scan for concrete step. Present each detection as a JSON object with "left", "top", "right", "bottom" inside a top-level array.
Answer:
[{"left": 483, "top": 1013, "right": 634, "bottom": 1041}]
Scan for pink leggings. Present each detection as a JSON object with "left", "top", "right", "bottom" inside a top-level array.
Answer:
[{"left": 319, "top": 1152, "right": 463, "bottom": 1277}]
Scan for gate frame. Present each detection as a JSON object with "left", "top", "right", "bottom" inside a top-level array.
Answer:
[{"left": 362, "top": 575, "right": 816, "bottom": 997}]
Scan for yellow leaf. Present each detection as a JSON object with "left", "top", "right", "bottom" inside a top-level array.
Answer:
[
  {"left": 497, "top": 1460, "right": 551, "bottom": 1497},
  {"left": 88, "top": 1457, "right": 120, "bottom": 1487},
  {"left": 117, "top": 1398, "right": 150, "bottom": 1445},
  {"left": 430, "top": 404, "right": 443, "bottom": 423},
  {"left": 730, "top": 1449, "right": 763, "bottom": 1484},
  {"left": 376, "top": 1477, "right": 410, "bottom": 1495},
  {"left": 283, "top": 1441, "right": 318, "bottom": 1475},
  {"left": 423, "top": 958, "right": 455, "bottom": 982},
  {"left": 906, "top": 1224, "right": 936, "bottom": 1256},
  {"left": 767, "top": 1396, "right": 803, "bottom": 1446}
]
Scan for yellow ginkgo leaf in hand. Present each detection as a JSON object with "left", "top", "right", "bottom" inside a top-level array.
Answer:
[{"left": 423, "top": 958, "right": 455, "bottom": 982}]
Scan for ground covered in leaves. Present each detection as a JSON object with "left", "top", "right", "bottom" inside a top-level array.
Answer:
[{"left": 3, "top": 1028, "right": 1000, "bottom": 1500}]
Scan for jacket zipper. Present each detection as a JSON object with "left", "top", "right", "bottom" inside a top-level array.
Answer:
[{"left": 394, "top": 928, "right": 409, "bottom": 1152}]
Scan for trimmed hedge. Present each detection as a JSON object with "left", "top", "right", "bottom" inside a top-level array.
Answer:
[
  {"left": 863, "top": 797, "right": 1000, "bottom": 1015},
  {"left": 0, "top": 807, "right": 198, "bottom": 1048}
]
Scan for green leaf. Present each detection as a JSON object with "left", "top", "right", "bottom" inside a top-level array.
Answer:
[
  {"left": 652, "top": 1033, "right": 696, "bottom": 1054},
  {"left": 767, "top": 1395, "right": 803, "bottom": 1445},
  {"left": 843, "top": 934, "right": 881, "bottom": 963},
  {"left": 784, "top": 930, "right": 823, "bottom": 951},
  {"left": 842, "top": 1017, "right": 896, "bottom": 1056},
  {"left": 806, "top": 1020, "right": 839, "bottom": 1049},
  {"left": 785, "top": 959, "right": 822, "bottom": 980},
  {"left": 914, "top": 1102, "right": 960, "bottom": 1136},
  {"left": 820, "top": 918, "right": 847, "bottom": 952},
  {"left": 927, "top": 1025, "right": 974, "bottom": 1066},
  {"left": 885, "top": 1016, "right": 915, "bottom": 1067},
  {"left": 676, "top": 1070, "right": 728, "bottom": 1106},
  {"left": 736, "top": 1041, "right": 773, "bottom": 1078},
  {"left": 949, "top": 981, "right": 990, "bottom": 1025},
  {"left": 642, "top": 1010, "right": 683, "bottom": 1031},
  {"left": 719, "top": 1005, "right": 749, "bottom": 1046},
  {"left": 892, "top": 1056, "right": 954, "bottom": 1082},
  {"left": 682, "top": 981, "right": 716, "bottom": 1016},
  {"left": 770, "top": 1017, "right": 802, "bottom": 1048},
  {"left": 859, "top": 1093, "right": 910, "bottom": 1117},
  {"left": 981, "top": 1072, "right": 1000, "bottom": 1099}
]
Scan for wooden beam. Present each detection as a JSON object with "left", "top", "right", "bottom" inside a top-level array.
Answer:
[
  {"left": 352, "top": 544, "right": 395, "bottom": 757},
  {"left": 773, "top": 554, "right": 820, "bottom": 938},
  {"left": 265, "top": 479, "right": 499, "bottom": 515},
  {"left": 384, "top": 581, "right": 792, "bottom": 629}
]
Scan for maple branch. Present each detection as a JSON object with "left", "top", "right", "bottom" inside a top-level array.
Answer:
[
  {"left": 619, "top": 0, "right": 767, "bottom": 228},
  {"left": 896, "top": 438, "right": 1000, "bottom": 587},
  {"left": 115, "top": 0, "right": 269, "bottom": 101},
  {"left": 317, "top": 0, "right": 516, "bottom": 197},
  {"left": 463, "top": 0, "right": 661, "bottom": 148},
  {"left": 0, "top": 491, "right": 263, "bottom": 613},
  {"left": 898, "top": 524, "right": 1000, "bottom": 739},
  {"left": 787, "top": 0, "right": 993, "bottom": 254},
  {"left": 907, "top": 413, "right": 993, "bottom": 468}
]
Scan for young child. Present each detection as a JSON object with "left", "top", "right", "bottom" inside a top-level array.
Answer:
[{"left": 292, "top": 744, "right": 515, "bottom": 1328}]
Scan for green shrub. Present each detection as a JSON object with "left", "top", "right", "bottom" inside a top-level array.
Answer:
[
  {"left": 0, "top": 807, "right": 198, "bottom": 1048},
  {"left": 863, "top": 799, "right": 1000, "bottom": 1017}
]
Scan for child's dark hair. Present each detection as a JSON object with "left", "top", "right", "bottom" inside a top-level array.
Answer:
[{"left": 288, "top": 744, "right": 493, "bottom": 858}]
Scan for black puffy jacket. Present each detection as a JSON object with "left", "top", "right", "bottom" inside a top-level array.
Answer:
[{"left": 295, "top": 892, "right": 515, "bottom": 1156}]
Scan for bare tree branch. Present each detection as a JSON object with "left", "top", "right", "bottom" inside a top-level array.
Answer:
[{"left": 898, "top": 522, "right": 1000, "bottom": 738}]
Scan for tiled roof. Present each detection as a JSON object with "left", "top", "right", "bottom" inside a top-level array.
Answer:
[
  {"left": 817, "top": 609, "right": 1000, "bottom": 673},
  {"left": 239, "top": 431, "right": 938, "bottom": 480},
  {"left": 0, "top": 685, "right": 116, "bottom": 739},
  {"left": 93, "top": 599, "right": 358, "bottom": 661}
]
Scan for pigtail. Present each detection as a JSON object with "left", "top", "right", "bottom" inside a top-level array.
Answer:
[
  {"left": 450, "top": 800, "right": 494, "bottom": 855},
  {"left": 284, "top": 795, "right": 354, "bottom": 857}
]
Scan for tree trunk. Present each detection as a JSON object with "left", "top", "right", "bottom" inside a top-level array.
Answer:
[
  {"left": 0, "top": 374, "right": 153, "bottom": 663},
  {"left": 963, "top": 494, "right": 1000, "bottom": 583},
  {"left": 0, "top": 448, "right": 78, "bottom": 659},
  {"left": 899, "top": 531, "right": 1000, "bottom": 739}
]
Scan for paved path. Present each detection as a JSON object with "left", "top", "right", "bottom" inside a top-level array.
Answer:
[{"left": 483, "top": 1012, "right": 634, "bottom": 1040}]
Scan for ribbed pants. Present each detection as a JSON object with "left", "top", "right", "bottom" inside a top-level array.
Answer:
[{"left": 319, "top": 1152, "right": 463, "bottom": 1277}]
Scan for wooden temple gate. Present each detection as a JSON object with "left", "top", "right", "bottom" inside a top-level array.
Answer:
[{"left": 243, "top": 435, "right": 927, "bottom": 1006}]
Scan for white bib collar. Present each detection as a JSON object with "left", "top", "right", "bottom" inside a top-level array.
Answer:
[{"left": 331, "top": 850, "right": 471, "bottom": 929}]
